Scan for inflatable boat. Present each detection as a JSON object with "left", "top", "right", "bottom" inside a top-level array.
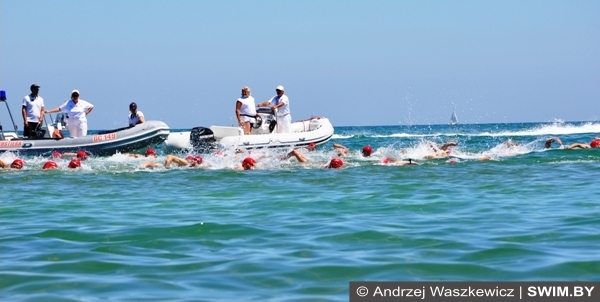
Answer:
[
  {"left": 0, "top": 91, "right": 170, "bottom": 156},
  {"left": 163, "top": 108, "right": 334, "bottom": 152}
]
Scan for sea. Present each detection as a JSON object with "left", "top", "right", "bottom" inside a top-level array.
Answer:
[{"left": 1, "top": 121, "right": 599, "bottom": 302}]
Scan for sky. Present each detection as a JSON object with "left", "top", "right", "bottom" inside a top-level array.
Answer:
[{"left": 1, "top": 0, "right": 599, "bottom": 130}]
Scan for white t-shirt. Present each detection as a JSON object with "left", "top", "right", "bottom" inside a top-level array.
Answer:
[
  {"left": 22, "top": 94, "right": 45, "bottom": 122},
  {"left": 129, "top": 110, "right": 144, "bottom": 126},
  {"left": 59, "top": 99, "right": 94, "bottom": 121},
  {"left": 237, "top": 96, "right": 256, "bottom": 116},
  {"left": 268, "top": 94, "right": 290, "bottom": 116}
]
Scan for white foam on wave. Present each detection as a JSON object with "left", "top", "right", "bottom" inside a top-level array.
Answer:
[
  {"left": 336, "top": 121, "right": 600, "bottom": 139},
  {"left": 331, "top": 134, "right": 354, "bottom": 139},
  {"left": 385, "top": 133, "right": 440, "bottom": 138},
  {"left": 372, "top": 138, "right": 549, "bottom": 162},
  {"left": 477, "top": 122, "right": 600, "bottom": 137}
]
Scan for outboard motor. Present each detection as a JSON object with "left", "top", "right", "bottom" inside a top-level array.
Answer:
[{"left": 190, "top": 127, "right": 216, "bottom": 153}]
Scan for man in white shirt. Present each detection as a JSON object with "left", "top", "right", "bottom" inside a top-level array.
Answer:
[
  {"left": 22, "top": 84, "right": 45, "bottom": 138},
  {"left": 258, "top": 85, "right": 292, "bottom": 133}
]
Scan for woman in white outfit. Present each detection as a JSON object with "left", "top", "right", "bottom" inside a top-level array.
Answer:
[
  {"left": 235, "top": 86, "right": 257, "bottom": 135},
  {"left": 45, "top": 90, "right": 94, "bottom": 137}
]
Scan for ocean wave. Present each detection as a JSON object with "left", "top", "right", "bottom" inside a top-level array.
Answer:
[{"left": 335, "top": 121, "right": 600, "bottom": 139}]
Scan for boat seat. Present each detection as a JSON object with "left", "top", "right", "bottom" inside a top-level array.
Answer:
[
  {"left": 1, "top": 132, "right": 19, "bottom": 141},
  {"left": 210, "top": 126, "right": 243, "bottom": 138},
  {"left": 309, "top": 119, "right": 321, "bottom": 131}
]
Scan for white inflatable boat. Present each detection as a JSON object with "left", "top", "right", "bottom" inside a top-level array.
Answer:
[
  {"left": 0, "top": 91, "right": 170, "bottom": 156},
  {"left": 163, "top": 108, "right": 334, "bottom": 152}
]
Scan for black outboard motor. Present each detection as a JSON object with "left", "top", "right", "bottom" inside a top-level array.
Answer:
[{"left": 190, "top": 127, "right": 217, "bottom": 153}]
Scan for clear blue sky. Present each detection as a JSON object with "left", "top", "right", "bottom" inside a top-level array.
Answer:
[{"left": 1, "top": 0, "right": 599, "bottom": 129}]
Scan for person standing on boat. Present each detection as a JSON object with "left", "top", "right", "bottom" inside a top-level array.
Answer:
[
  {"left": 45, "top": 90, "right": 94, "bottom": 137},
  {"left": 22, "top": 84, "right": 45, "bottom": 138},
  {"left": 128, "top": 102, "right": 145, "bottom": 126},
  {"left": 235, "top": 86, "right": 257, "bottom": 135},
  {"left": 258, "top": 85, "right": 291, "bottom": 133}
]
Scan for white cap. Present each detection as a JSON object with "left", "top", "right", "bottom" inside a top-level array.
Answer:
[
  {"left": 71, "top": 89, "right": 80, "bottom": 95},
  {"left": 276, "top": 85, "right": 285, "bottom": 91}
]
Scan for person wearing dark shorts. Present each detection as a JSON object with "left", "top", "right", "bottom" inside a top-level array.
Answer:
[{"left": 22, "top": 84, "right": 45, "bottom": 138}]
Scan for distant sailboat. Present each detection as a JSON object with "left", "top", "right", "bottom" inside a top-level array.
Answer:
[{"left": 450, "top": 109, "right": 458, "bottom": 125}]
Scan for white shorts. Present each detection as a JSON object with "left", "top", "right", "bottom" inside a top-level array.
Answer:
[{"left": 241, "top": 116, "right": 255, "bottom": 123}]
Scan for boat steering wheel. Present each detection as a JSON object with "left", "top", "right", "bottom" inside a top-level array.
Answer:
[{"left": 252, "top": 116, "right": 263, "bottom": 129}]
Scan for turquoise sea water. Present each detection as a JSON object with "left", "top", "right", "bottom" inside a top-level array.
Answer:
[{"left": 2, "top": 121, "right": 600, "bottom": 301}]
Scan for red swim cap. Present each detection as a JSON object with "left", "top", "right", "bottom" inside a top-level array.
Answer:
[
  {"left": 591, "top": 139, "right": 600, "bottom": 148},
  {"left": 184, "top": 155, "right": 203, "bottom": 165},
  {"left": 242, "top": 157, "right": 256, "bottom": 170},
  {"left": 11, "top": 158, "right": 24, "bottom": 169},
  {"left": 145, "top": 148, "right": 157, "bottom": 157},
  {"left": 328, "top": 158, "right": 344, "bottom": 169},
  {"left": 43, "top": 160, "right": 59, "bottom": 170},
  {"left": 68, "top": 158, "right": 81, "bottom": 169},
  {"left": 382, "top": 157, "right": 392, "bottom": 164},
  {"left": 362, "top": 145, "right": 372, "bottom": 157},
  {"left": 52, "top": 151, "right": 61, "bottom": 158},
  {"left": 77, "top": 150, "right": 89, "bottom": 159},
  {"left": 308, "top": 142, "right": 316, "bottom": 151}
]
